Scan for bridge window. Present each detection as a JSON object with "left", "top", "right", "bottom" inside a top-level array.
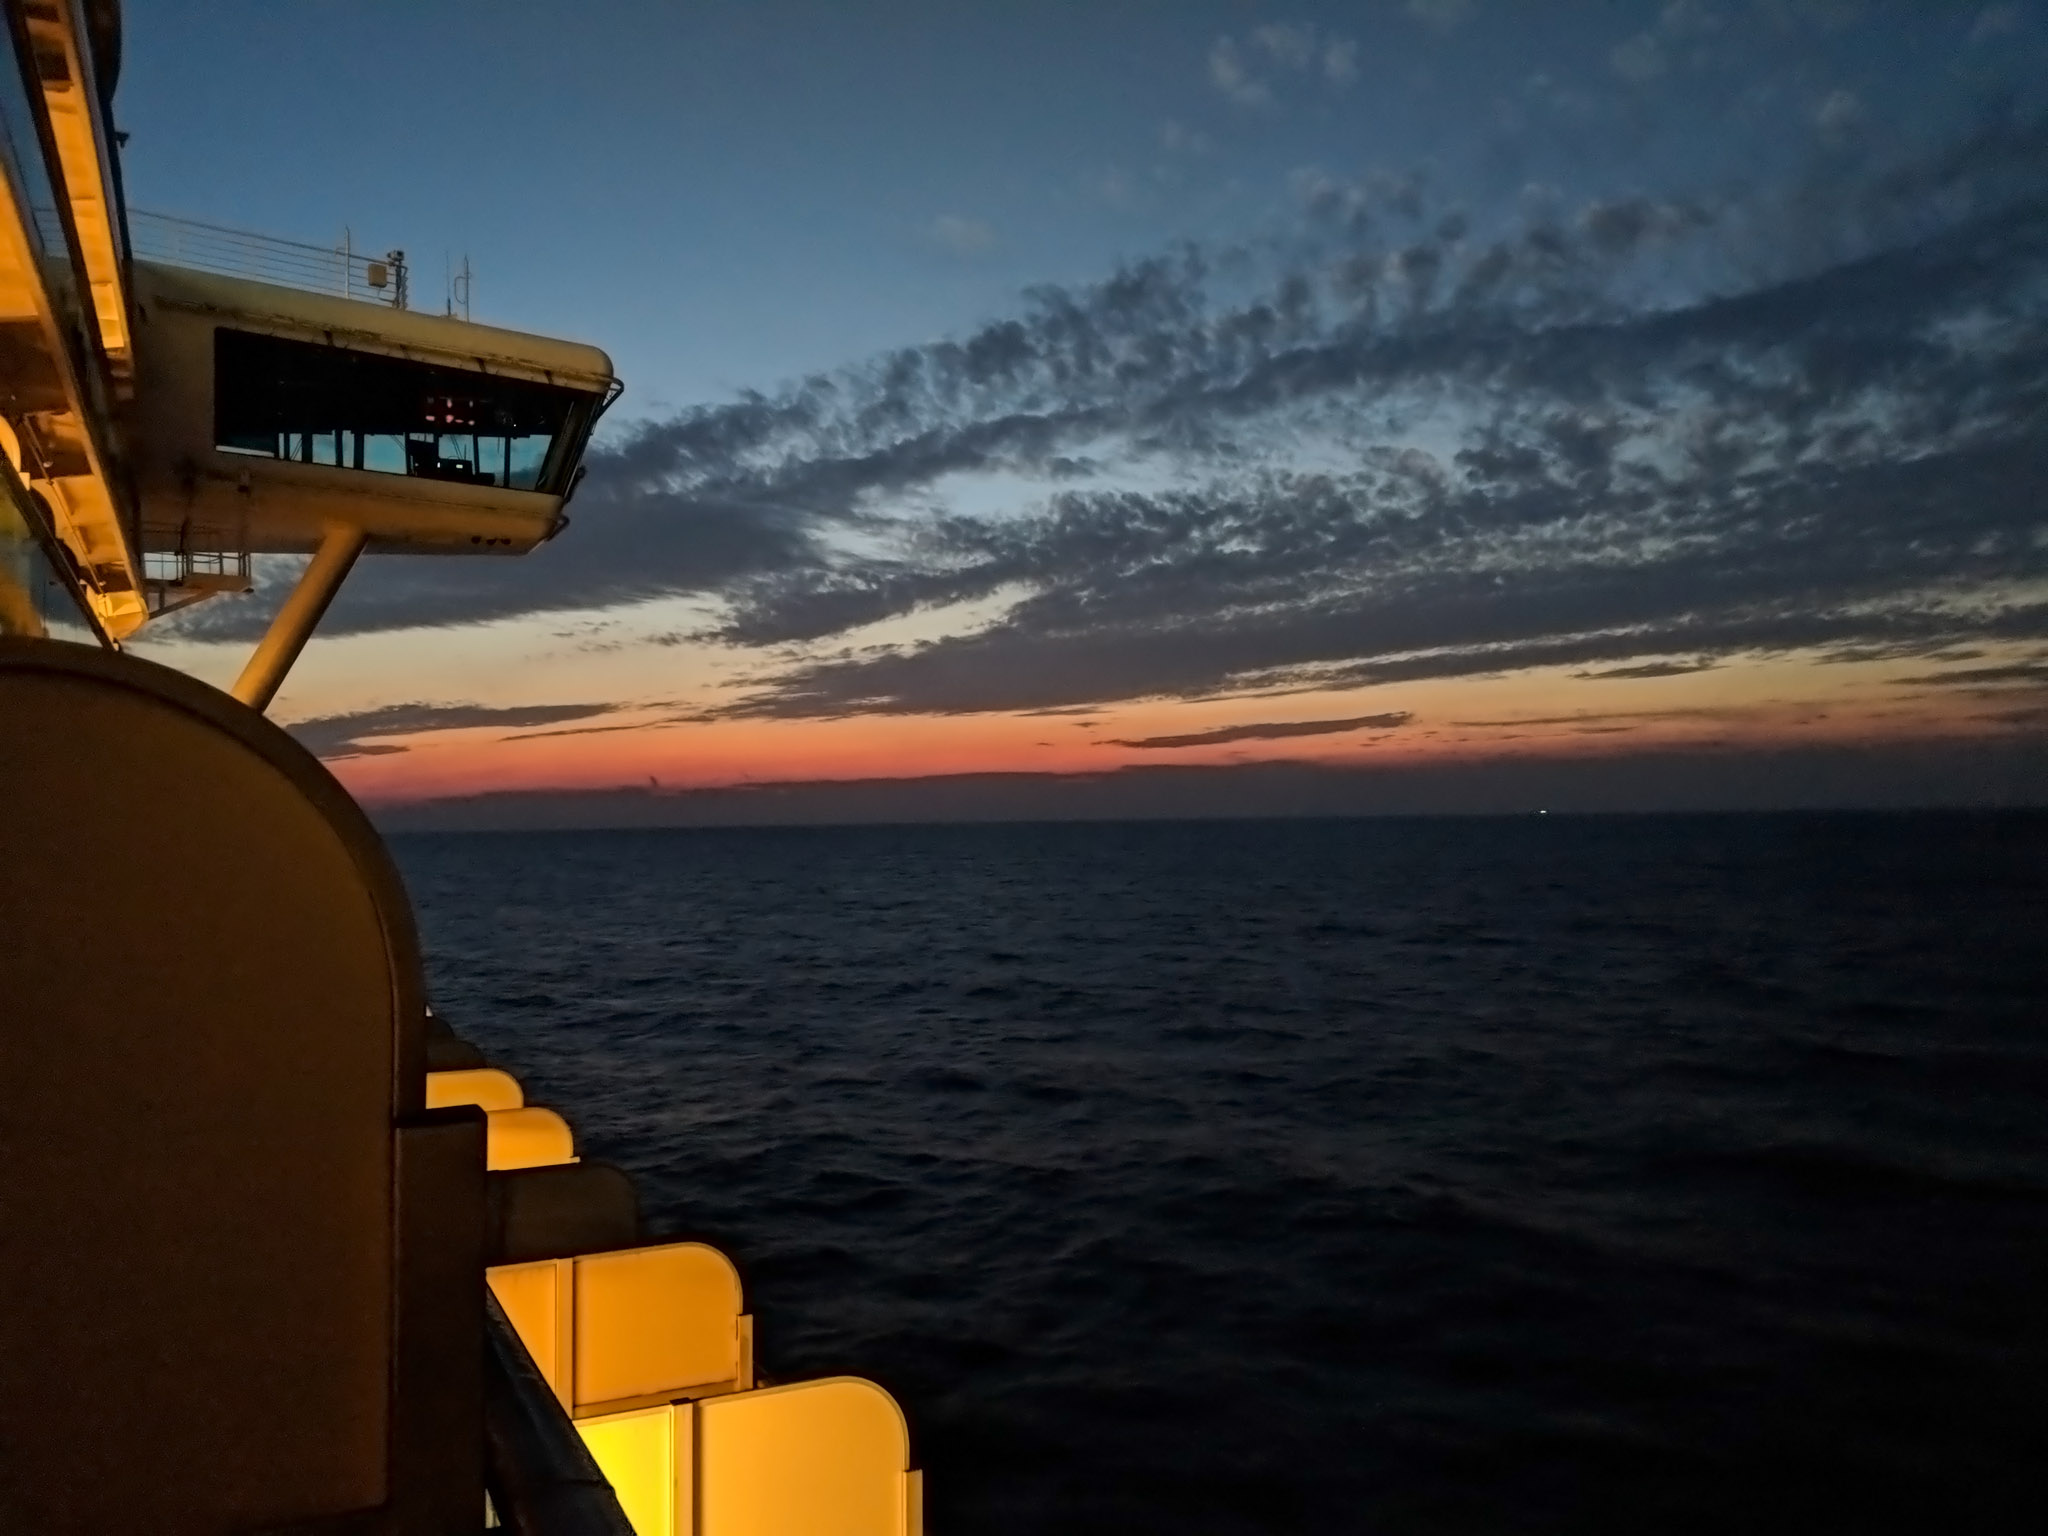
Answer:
[{"left": 213, "top": 329, "right": 594, "bottom": 494}]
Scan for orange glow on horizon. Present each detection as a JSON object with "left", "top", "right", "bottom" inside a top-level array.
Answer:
[{"left": 317, "top": 648, "right": 2037, "bottom": 807}]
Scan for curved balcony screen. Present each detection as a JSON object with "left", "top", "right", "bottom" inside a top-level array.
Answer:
[{"left": 214, "top": 328, "right": 590, "bottom": 494}]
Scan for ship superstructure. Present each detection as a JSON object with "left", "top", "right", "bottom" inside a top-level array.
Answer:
[{"left": 0, "top": 5, "right": 922, "bottom": 1532}]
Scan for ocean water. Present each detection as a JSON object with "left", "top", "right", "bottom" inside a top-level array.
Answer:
[{"left": 394, "top": 813, "right": 2048, "bottom": 1535}]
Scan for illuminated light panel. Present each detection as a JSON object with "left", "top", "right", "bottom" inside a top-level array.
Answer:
[
  {"left": 424, "top": 1066, "right": 524, "bottom": 1112},
  {"left": 485, "top": 1106, "right": 576, "bottom": 1170}
]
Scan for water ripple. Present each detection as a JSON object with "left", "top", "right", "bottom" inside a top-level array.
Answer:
[{"left": 399, "top": 812, "right": 2048, "bottom": 1535}]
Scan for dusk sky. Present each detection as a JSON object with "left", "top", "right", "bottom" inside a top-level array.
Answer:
[{"left": 119, "top": 1, "right": 2048, "bottom": 818}]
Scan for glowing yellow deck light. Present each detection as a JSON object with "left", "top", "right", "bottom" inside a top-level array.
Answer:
[
  {"left": 577, "top": 1405, "right": 680, "bottom": 1536},
  {"left": 575, "top": 1381, "right": 920, "bottom": 1536},
  {"left": 425, "top": 1066, "right": 525, "bottom": 1112},
  {"left": 485, "top": 1105, "right": 577, "bottom": 1170},
  {"left": 489, "top": 1259, "right": 569, "bottom": 1401},
  {"left": 698, "top": 1378, "right": 915, "bottom": 1536},
  {"left": 575, "top": 1244, "right": 746, "bottom": 1411},
  {"left": 487, "top": 1242, "right": 752, "bottom": 1415}
]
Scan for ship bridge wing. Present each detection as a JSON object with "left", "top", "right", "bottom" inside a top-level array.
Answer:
[
  {"left": 124, "top": 260, "right": 620, "bottom": 708},
  {"left": 130, "top": 261, "right": 619, "bottom": 560},
  {"left": 0, "top": 0, "right": 622, "bottom": 701}
]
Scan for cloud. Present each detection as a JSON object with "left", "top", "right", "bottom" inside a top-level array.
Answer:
[
  {"left": 1660, "top": 1, "right": 1723, "bottom": 37},
  {"left": 929, "top": 214, "right": 996, "bottom": 255},
  {"left": 1576, "top": 659, "right": 1721, "bottom": 679},
  {"left": 1323, "top": 37, "right": 1360, "bottom": 86},
  {"left": 1815, "top": 89, "right": 1866, "bottom": 145},
  {"left": 681, "top": 147, "right": 2048, "bottom": 718},
  {"left": 1252, "top": 24, "right": 1318, "bottom": 72},
  {"left": 1450, "top": 707, "right": 1740, "bottom": 728},
  {"left": 1090, "top": 166, "right": 1135, "bottom": 208},
  {"left": 1210, "top": 24, "right": 1360, "bottom": 106},
  {"left": 1971, "top": 5, "right": 2024, "bottom": 43},
  {"left": 156, "top": 116, "right": 2048, "bottom": 735},
  {"left": 1407, "top": 0, "right": 1475, "bottom": 33},
  {"left": 286, "top": 701, "right": 621, "bottom": 760},
  {"left": 1755, "top": 0, "right": 1866, "bottom": 32},
  {"left": 1103, "top": 711, "right": 1413, "bottom": 749},
  {"left": 1610, "top": 32, "right": 1668, "bottom": 83},
  {"left": 1208, "top": 36, "right": 1270, "bottom": 107},
  {"left": 1891, "top": 659, "right": 2048, "bottom": 687},
  {"left": 509, "top": 719, "right": 658, "bottom": 741}
]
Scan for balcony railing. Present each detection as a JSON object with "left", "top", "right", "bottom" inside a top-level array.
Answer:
[
  {"left": 482, "top": 1294, "right": 636, "bottom": 1535},
  {"left": 128, "top": 209, "right": 409, "bottom": 308},
  {"left": 143, "top": 544, "right": 250, "bottom": 590}
]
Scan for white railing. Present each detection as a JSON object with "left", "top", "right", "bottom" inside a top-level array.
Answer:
[{"left": 128, "top": 209, "right": 408, "bottom": 307}]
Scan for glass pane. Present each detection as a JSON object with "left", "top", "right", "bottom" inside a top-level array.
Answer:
[
  {"left": 364, "top": 434, "right": 407, "bottom": 473},
  {"left": 212, "top": 328, "right": 593, "bottom": 493},
  {"left": 0, "top": 469, "right": 98, "bottom": 643},
  {"left": 509, "top": 435, "right": 549, "bottom": 490}
]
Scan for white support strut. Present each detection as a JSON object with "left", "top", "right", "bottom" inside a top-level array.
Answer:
[{"left": 231, "top": 522, "right": 366, "bottom": 713}]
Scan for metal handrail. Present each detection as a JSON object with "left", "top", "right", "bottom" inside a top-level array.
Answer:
[
  {"left": 128, "top": 208, "right": 408, "bottom": 307},
  {"left": 481, "top": 1291, "right": 637, "bottom": 1536}
]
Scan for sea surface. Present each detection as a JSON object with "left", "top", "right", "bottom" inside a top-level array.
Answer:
[{"left": 394, "top": 813, "right": 2048, "bottom": 1535}]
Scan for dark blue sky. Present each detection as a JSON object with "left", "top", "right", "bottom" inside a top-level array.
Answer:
[{"left": 120, "top": 2, "right": 2040, "bottom": 416}]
